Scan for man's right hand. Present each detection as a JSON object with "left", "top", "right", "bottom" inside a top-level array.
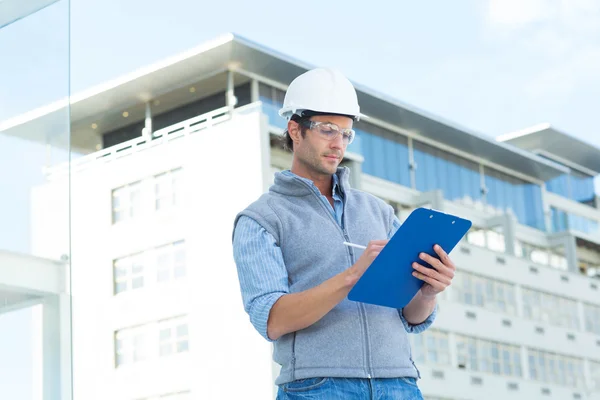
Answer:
[
  {"left": 346, "top": 240, "right": 389, "bottom": 286},
  {"left": 267, "top": 239, "right": 388, "bottom": 340}
]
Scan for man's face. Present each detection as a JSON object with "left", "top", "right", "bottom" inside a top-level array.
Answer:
[{"left": 291, "top": 115, "right": 353, "bottom": 176}]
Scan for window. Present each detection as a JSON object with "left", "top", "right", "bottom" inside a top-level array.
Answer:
[
  {"left": 112, "top": 168, "right": 183, "bottom": 224},
  {"left": 451, "top": 272, "right": 517, "bottom": 316},
  {"left": 465, "top": 227, "right": 507, "bottom": 254},
  {"left": 155, "top": 168, "right": 182, "bottom": 212},
  {"left": 486, "top": 229, "right": 506, "bottom": 253},
  {"left": 466, "top": 227, "right": 486, "bottom": 248},
  {"left": 115, "top": 325, "right": 148, "bottom": 367},
  {"left": 112, "top": 181, "right": 142, "bottom": 223},
  {"left": 580, "top": 261, "right": 600, "bottom": 279},
  {"left": 410, "top": 329, "right": 450, "bottom": 366},
  {"left": 522, "top": 288, "right": 579, "bottom": 330},
  {"left": 114, "top": 253, "right": 146, "bottom": 294},
  {"left": 527, "top": 349, "right": 584, "bottom": 388},
  {"left": 259, "top": 83, "right": 286, "bottom": 130},
  {"left": 591, "top": 360, "right": 600, "bottom": 391},
  {"left": 156, "top": 241, "right": 187, "bottom": 282},
  {"left": 546, "top": 167, "right": 596, "bottom": 204},
  {"left": 514, "top": 241, "right": 569, "bottom": 270},
  {"left": 114, "top": 241, "right": 186, "bottom": 295},
  {"left": 115, "top": 316, "right": 189, "bottom": 368},
  {"left": 456, "top": 335, "right": 521, "bottom": 378},
  {"left": 484, "top": 167, "right": 545, "bottom": 231},
  {"left": 355, "top": 122, "right": 411, "bottom": 188},
  {"left": 584, "top": 303, "right": 600, "bottom": 335},
  {"left": 413, "top": 140, "right": 481, "bottom": 202},
  {"left": 159, "top": 317, "right": 190, "bottom": 357},
  {"left": 551, "top": 207, "right": 600, "bottom": 235}
]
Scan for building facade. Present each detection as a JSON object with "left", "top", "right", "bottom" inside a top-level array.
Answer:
[{"left": 2, "top": 33, "right": 600, "bottom": 399}]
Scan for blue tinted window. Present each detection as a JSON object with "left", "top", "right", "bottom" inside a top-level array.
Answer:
[
  {"left": 540, "top": 155, "right": 595, "bottom": 204},
  {"left": 258, "top": 83, "right": 287, "bottom": 130},
  {"left": 551, "top": 207, "right": 599, "bottom": 234},
  {"left": 570, "top": 171, "right": 595, "bottom": 203},
  {"left": 355, "top": 122, "right": 410, "bottom": 188},
  {"left": 546, "top": 174, "right": 569, "bottom": 198},
  {"left": 485, "top": 168, "right": 545, "bottom": 230},
  {"left": 413, "top": 141, "right": 481, "bottom": 202}
]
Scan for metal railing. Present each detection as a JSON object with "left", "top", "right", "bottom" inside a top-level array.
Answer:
[{"left": 43, "top": 103, "right": 262, "bottom": 181}]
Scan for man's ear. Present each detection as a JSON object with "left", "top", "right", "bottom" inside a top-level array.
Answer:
[{"left": 287, "top": 120, "right": 301, "bottom": 144}]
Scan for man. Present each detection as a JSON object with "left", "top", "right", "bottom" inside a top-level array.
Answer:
[{"left": 232, "top": 68, "right": 456, "bottom": 399}]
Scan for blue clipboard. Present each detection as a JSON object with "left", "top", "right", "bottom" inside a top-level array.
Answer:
[{"left": 348, "top": 208, "right": 472, "bottom": 309}]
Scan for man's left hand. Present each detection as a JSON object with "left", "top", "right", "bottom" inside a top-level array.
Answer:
[{"left": 412, "top": 244, "right": 455, "bottom": 298}]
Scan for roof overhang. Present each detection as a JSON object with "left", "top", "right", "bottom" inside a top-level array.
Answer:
[
  {"left": 0, "top": 0, "right": 59, "bottom": 29},
  {"left": 498, "top": 123, "right": 600, "bottom": 176},
  {"left": 0, "top": 33, "right": 567, "bottom": 180}
]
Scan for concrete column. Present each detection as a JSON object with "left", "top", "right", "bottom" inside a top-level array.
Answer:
[
  {"left": 486, "top": 213, "right": 517, "bottom": 256},
  {"left": 408, "top": 137, "right": 416, "bottom": 190},
  {"left": 540, "top": 184, "right": 553, "bottom": 233},
  {"left": 576, "top": 301, "right": 587, "bottom": 333},
  {"left": 143, "top": 102, "right": 152, "bottom": 139},
  {"left": 549, "top": 233, "right": 578, "bottom": 273},
  {"left": 514, "top": 284, "right": 524, "bottom": 318},
  {"left": 448, "top": 332, "right": 459, "bottom": 369},
  {"left": 418, "top": 189, "right": 445, "bottom": 211},
  {"left": 344, "top": 159, "right": 363, "bottom": 190},
  {"left": 520, "top": 346, "right": 530, "bottom": 380},
  {"left": 250, "top": 79, "right": 259, "bottom": 103},
  {"left": 226, "top": 70, "right": 238, "bottom": 113},
  {"left": 39, "top": 294, "right": 72, "bottom": 400}
]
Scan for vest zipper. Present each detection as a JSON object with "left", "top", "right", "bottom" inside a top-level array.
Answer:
[
  {"left": 292, "top": 176, "right": 374, "bottom": 379},
  {"left": 291, "top": 332, "right": 297, "bottom": 381}
]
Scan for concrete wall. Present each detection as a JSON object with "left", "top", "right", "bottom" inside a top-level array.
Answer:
[{"left": 31, "top": 109, "right": 274, "bottom": 400}]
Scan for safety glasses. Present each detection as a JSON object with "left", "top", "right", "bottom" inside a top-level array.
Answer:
[{"left": 299, "top": 120, "right": 356, "bottom": 145}]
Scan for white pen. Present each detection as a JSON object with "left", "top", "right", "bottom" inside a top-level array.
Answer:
[{"left": 343, "top": 241, "right": 367, "bottom": 250}]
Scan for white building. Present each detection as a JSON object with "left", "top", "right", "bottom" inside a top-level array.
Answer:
[{"left": 1, "top": 33, "right": 600, "bottom": 400}]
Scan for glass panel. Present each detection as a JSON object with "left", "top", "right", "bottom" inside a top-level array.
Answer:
[
  {"left": 0, "top": 2, "right": 72, "bottom": 399},
  {"left": 413, "top": 141, "right": 481, "bottom": 202},
  {"left": 355, "top": 122, "right": 410, "bottom": 188},
  {"left": 258, "top": 83, "right": 287, "bottom": 130},
  {"left": 484, "top": 167, "right": 545, "bottom": 230}
]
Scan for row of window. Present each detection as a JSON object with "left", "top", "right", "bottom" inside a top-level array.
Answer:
[
  {"left": 112, "top": 168, "right": 182, "bottom": 224},
  {"left": 451, "top": 272, "right": 517, "bottom": 316},
  {"left": 522, "top": 287, "right": 580, "bottom": 330},
  {"left": 527, "top": 348, "right": 586, "bottom": 389},
  {"left": 114, "top": 241, "right": 186, "bottom": 294},
  {"left": 115, "top": 316, "right": 189, "bottom": 367},
  {"left": 466, "top": 227, "right": 569, "bottom": 271},
  {"left": 410, "top": 330, "right": 600, "bottom": 390},
  {"left": 455, "top": 335, "right": 522, "bottom": 378},
  {"left": 260, "top": 83, "right": 549, "bottom": 231},
  {"left": 551, "top": 207, "right": 600, "bottom": 236},
  {"left": 450, "top": 270, "right": 600, "bottom": 334},
  {"left": 544, "top": 159, "right": 596, "bottom": 204}
]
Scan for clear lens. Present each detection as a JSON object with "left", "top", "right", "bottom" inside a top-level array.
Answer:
[{"left": 311, "top": 122, "right": 355, "bottom": 144}]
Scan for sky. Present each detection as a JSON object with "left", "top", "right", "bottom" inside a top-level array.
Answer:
[{"left": 0, "top": 0, "right": 599, "bottom": 398}]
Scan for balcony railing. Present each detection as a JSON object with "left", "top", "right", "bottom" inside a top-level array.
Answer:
[{"left": 43, "top": 105, "right": 239, "bottom": 180}]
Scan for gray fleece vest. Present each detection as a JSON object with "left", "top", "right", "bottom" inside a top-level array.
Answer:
[{"left": 234, "top": 167, "right": 420, "bottom": 385}]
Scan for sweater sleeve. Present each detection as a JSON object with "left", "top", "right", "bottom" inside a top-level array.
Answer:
[{"left": 232, "top": 215, "right": 289, "bottom": 342}]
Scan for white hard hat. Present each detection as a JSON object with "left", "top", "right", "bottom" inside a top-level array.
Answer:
[{"left": 278, "top": 68, "right": 365, "bottom": 121}]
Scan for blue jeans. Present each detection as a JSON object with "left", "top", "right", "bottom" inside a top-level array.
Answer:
[{"left": 276, "top": 377, "right": 423, "bottom": 399}]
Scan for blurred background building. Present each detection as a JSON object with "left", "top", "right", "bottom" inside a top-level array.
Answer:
[{"left": 1, "top": 7, "right": 600, "bottom": 400}]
